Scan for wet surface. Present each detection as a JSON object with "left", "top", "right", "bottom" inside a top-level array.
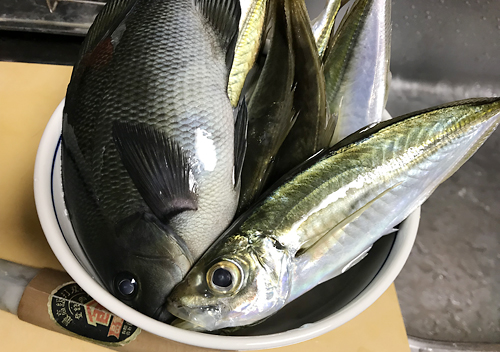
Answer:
[{"left": 387, "top": 78, "right": 500, "bottom": 343}]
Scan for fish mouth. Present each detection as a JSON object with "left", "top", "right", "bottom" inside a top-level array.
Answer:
[
  {"left": 171, "top": 318, "right": 207, "bottom": 332},
  {"left": 167, "top": 300, "right": 220, "bottom": 331},
  {"left": 152, "top": 304, "right": 176, "bottom": 324}
]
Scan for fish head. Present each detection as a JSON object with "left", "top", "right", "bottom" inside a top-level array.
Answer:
[
  {"left": 166, "top": 231, "right": 291, "bottom": 331},
  {"left": 105, "top": 213, "right": 193, "bottom": 321}
]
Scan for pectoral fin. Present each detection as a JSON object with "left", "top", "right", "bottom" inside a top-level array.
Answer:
[
  {"left": 296, "top": 182, "right": 402, "bottom": 257},
  {"left": 112, "top": 122, "right": 197, "bottom": 223}
]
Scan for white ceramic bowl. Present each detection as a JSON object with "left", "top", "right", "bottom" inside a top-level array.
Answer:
[{"left": 34, "top": 100, "right": 419, "bottom": 350}]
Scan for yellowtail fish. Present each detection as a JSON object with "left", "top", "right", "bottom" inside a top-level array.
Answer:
[
  {"left": 311, "top": 0, "right": 341, "bottom": 59},
  {"left": 228, "top": 0, "right": 269, "bottom": 106}
]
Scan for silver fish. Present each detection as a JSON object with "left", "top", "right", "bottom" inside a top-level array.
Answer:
[
  {"left": 311, "top": 0, "right": 341, "bottom": 59},
  {"left": 167, "top": 98, "right": 500, "bottom": 330},
  {"left": 62, "top": 0, "right": 245, "bottom": 319},
  {"left": 228, "top": 0, "right": 269, "bottom": 106},
  {"left": 323, "top": 0, "right": 391, "bottom": 145}
]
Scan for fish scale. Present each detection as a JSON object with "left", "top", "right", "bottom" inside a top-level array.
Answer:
[
  {"left": 289, "top": 114, "right": 496, "bottom": 300},
  {"left": 88, "top": 0, "right": 236, "bottom": 256}
]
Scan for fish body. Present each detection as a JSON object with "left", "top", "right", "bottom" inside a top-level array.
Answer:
[
  {"left": 62, "top": 0, "right": 244, "bottom": 319},
  {"left": 324, "top": 0, "right": 391, "bottom": 145},
  {"left": 238, "top": 0, "right": 334, "bottom": 211},
  {"left": 228, "top": 0, "right": 269, "bottom": 106},
  {"left": 268, "top": 0, "right": 333, "bottom": 184},
  {"left": 311, "top": 0, "right": 341, "bottom": 59},
  {"left": 237, "top": 0, "right": 296, "bottom": 212},
  {"left": 167, "top": 98, "right": 500, "bottom": 330}
]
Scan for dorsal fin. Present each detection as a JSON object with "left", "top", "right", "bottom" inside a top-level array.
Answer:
[
  {"left": 195, "top": 0, "right": 241, "bottom": 54},
  {"left": 78, "top": 0, "right": 137, "bottom": 60},
  {"left": 65, "top": 0, "right": 137, "bottom": 107}
]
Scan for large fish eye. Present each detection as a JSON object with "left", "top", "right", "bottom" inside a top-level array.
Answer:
[
  {"left": 206, "top": 260, "right": 242, "bottom": 294},
  {"left": 114, "top": 272, "right": 138, "bottom": 299}
]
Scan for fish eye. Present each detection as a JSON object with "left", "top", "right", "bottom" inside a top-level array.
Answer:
[
  {"left": 206, "top": 260, "right": 242, "bottom": 294},
  {"left": 213, "top": 268, "right": 232, "bottom": 287},
  {"left": 114, "top": 272, "right": 138, "bottom": 299}
]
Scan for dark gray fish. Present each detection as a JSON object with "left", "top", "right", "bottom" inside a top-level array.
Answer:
[{"left": 62, "top": 0, "right": 245, "bottom": 320}]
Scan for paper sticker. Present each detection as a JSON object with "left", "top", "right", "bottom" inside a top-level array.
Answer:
[{"left": 48, "top": 281, "right": 140, "bottom": 346}]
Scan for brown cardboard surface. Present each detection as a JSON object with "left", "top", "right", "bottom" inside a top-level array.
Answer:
[{"left": 0, "top": 61, "right": 410, "bottom": 351}]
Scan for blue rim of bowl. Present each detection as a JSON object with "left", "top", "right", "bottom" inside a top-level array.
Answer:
[{"left": 51, "top": 137, "right": 63, "bottom": 236}]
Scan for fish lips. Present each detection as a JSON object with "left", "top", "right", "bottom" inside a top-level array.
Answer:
[{"left": 167, "top": 299, "right": 221, "bottom": 331}]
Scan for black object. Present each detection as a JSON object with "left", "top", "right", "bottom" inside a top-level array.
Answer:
[
  {"left": 115, "top": 272, "right": 138, "bottom": 298},
  {"left": 212, "top": 268, "right": 233, "bottom": 288},
  {"left": 0, "top": 30, "right": 83, "bottom": 65}
]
